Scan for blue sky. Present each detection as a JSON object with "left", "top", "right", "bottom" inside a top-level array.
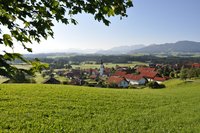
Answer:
[{"left": 15, "top": 0, "right": 200, "bottom": 53}]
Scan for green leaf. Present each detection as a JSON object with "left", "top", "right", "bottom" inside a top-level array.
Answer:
[
  {"left": 24, "top": 22, "right": 30, "bottom": 28},
  {"left": 3, "top": 34, "right": 13, "bottom": 47}
]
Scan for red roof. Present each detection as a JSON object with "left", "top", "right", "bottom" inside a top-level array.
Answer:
[
  {"left": 192, "top": 63, "right": 200, "bottom": 68},
  {"left": 140, "top": 71, "right": 158, "bottom": 79},
  {"left": 154, "top": 77, "right": 166, "bottom": 81},
  {"left": 107, "top": 76, "right": 126, "bottom": 84},
  {"left": 124, "top": 74, "right": 144, "bottom": 81},
  {"left": 104, "top": 68, "right": 111, "bottom": 74},
  {"left": 113, "top": 71, "right": 127, "bottom": 77},
  {"left": 89, "top": 75, "right": 97, "bottom": 79},
  {"left": 137, "top": 67, "right": 156, "bottom": 73}
]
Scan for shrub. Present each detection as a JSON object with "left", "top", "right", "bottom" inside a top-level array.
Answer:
[
  {"left": 148, "top": 81, "right": 166, "bottom": 89},
  {"left": 62, "top": 81, "right": 68, "bottom": 85},
  {"left": 108, "top": 83, "right": 118, "bottom": 88},
  {"left": 128, "top": 85, "right": 137, "bottom": 89}
]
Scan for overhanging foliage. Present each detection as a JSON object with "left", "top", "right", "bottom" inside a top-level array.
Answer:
[{"left": 0, "top": 0, "right": 133, "bottom": 78}]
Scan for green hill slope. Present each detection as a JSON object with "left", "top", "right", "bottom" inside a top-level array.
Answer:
[{"left": 0, "top": 81, "right": 200, "bottom": 132}]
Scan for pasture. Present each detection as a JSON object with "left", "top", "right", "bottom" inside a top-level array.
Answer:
[
  {"left": 0, "top": 80, "right": 200, "bottom": 132},
  {"left": 72, "top": 61, "right": 147, "bottom": 69}
]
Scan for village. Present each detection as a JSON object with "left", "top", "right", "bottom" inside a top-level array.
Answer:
[{"left": 42, "top": 61, "right": 200, "bottom": 88}]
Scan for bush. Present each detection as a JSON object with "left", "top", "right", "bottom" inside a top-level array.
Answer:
[
  {"left": 148, "top": 81, "right": 166, "bottom": 89},
  {"left": 62, "top": 81, "right": 68, "bottom": 85},
  {"left": 108, "top": 83, "right": 118, "bottom": 88},
  {"left": 128, "top": 85, "right": 137, "bottom": 89}
]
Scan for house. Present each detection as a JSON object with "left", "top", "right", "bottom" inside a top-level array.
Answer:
[
  {"left": 153, "top": 77, "right": 167, "bottom": 84},
  {"left": 84, "top": 69, "right": 99, "bottom": 76},
  {"left": 137, "top": 67, "right": 156, "bottom": 73},
  {"left": 113, "top": 71, "right": 127, "bottom": 77},
  {"left": 103, "top": 67, "right": 111, "bottom": 77},
  {"left": 116, "top": 65, "right": 129, "bottom": 71},
  {"left": 124, "top": 74, "right": 147, "bottom": 85},
  {"left": 107, "top": 76, "right": 129, "bottom": 88},
  {"left": 56, "top": 70, "right": 66, "bottom": 76},
  {"left": 43, "top": 77, "right": 61, "bottom": 84},
  {"left": 140, "top": 71, "right": 158, "bottom": 81},
  {"left": 192, "top": 63, "right": 200, "bottom": 68},
  {"left": 65, "top": 69, "right": 82, "bottom": 78},
  {"left": 89, "top": 75, "right": 98, "bottom": 80},
  {"left": 68, "top": 78, "right": 85, "bottom": 85}
]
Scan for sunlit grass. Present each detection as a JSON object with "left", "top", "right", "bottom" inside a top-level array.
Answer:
[{"left": 0, "top": 81, "right": 200, "bottom": 132}]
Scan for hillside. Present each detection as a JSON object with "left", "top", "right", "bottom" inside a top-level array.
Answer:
[
  {"left": 1, "top": 80, "right": 200, "bottom": 132},
  {"left": 130, "top": 41, "right": 200, "bottom": 54},
  {"left": 96, "top": 45, "right": 145, "bottom": 55}
]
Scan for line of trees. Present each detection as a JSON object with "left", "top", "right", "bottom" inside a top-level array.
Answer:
[
  {"left": 180, "top": 67, "right": 200, "bottom": 80},
  {"left": 27, "top": 55, "right": 200, "bottom": 68}
]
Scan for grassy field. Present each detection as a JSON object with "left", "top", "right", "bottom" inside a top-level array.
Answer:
[
  {"left": 0, "top": 80, "right": 200, "bottom": 132},
  {"left": 72, "top": 62, "right": 147, "bottom": 69}
]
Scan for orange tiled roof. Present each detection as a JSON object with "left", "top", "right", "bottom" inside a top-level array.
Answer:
[
  {"left": 140, "top": 71, "right": 158, "bottom": 79},
  {"left": 137, "top": 67, "right": 156, "bottom": 73},
  {"left": 113, "top": 71, "right": 127, "bottom": 77},
  {"left": 124, "top": 74, "right": 144, "bottom": 81},
  {"left": 107, "top": 76, "right": 126, "bottom": 84},
  {"left": 192, "top": 63, "right": 200, "bottom": 68}
]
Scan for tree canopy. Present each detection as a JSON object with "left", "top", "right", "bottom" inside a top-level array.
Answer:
[{"left": 0, "top": 0, "right": 133, "bottom": 78}]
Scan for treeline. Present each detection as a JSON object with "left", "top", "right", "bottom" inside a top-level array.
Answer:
[
  {"left": 23, "top": 55, "right": 200, "bottom": 69},
  {"left": 180, "top": 67, "right": 200, "bottom": 80}
]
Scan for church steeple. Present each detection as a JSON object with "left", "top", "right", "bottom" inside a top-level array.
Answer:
[{"left": 99, "top": 60, "right": 104, "bottom": 76}]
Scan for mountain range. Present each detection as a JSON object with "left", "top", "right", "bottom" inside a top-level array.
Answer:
[
  {"left": 131, "top": 41, "right": 200, "bottom": 54},
  {"left": 24, "top": 41, "right": 200, "bottom": 58},
  {"left": 95, "top": 44, "right": 145, "bottom": 55}
]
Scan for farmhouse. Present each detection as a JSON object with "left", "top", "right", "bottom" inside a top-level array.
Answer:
[
  {"left": 137, "top": 67, "right": 156, "bottom": 73},
  {"left": 116, "top": 65, "right": 129, "bottom": 71},
  {"left": 103, "top": 67, "right": 111, "bottom": 77},
  {"left": 140, "top": 71, "right": 158, "bottom": 81},
  {"left": 43, "top": 77, "right": 61, "bottom": 84},
  {"left": 65, "top": 69, "right": 83, "bottom": 79},
  {"left": 124, "top": 74, "right": 147, "bottom": 85},
  {"left": 68, "top": 78, "right": 84, "bottom": 85},
  {"left": 153, "top": 77, "right": 167, "bottom": 84},
  {"left": 89, "top": 75, "right": 98, "bottom": 80},
  {"left": 113, "top": 71, "right": 127, "bottom": 77},
  {"left": 192, "top": 63, "right": 200, "bottom": 68},
  {"left": 107, "top": 76, "right": 129, "bottom": 88}
]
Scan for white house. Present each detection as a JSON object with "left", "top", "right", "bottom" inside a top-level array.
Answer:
[
  {"left": 107, "top": 76, "right": 129, "bottom": 88},
  {"left": 125, "top": 74, "right": 147, "bottom": 85}
]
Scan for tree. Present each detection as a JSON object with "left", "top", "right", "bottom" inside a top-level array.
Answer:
[
  {"left": 65, "top": 64, "right": 72, "bottom": 69},
  {"left": 187, "top": 68, "right": 197, "bottom": 79},
  {"left": 179, "top": 67, "right": 188, "bottom": 80},
  {"left": 169, "top": 71, "right": 175, "bottom": 78},
  {"left": 0, "top": 0, "right": 133, "bottom": 77}
]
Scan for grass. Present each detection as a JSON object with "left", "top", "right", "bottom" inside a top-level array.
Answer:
[
  {"left": 72, "top": 62, "right": 147, "bottom": 69},
  {"left": 0, "top": 80, "right": 200, "bottom": 132}
]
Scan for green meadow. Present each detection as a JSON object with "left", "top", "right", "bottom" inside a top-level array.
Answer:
[
  {"left": 0, "top": 79, "right": 200, "bottom": 132},
  {"left": 72, "top": 62, "right": 147, "bottom": 69}
]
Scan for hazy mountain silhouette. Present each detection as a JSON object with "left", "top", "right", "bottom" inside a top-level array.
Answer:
[
  {"left": 130, "top": 41, "right": 200, "bottom": 54},
  {"left": 96, "top": 45, "right": 145, "bottom": 55}
]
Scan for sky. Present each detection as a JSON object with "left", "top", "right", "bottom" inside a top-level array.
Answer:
[{"left": 4, "top": 0, "right": 200, "bottom": 53}]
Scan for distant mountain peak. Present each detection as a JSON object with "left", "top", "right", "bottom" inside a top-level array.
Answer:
[
  {"left": 130, "top": 40, "right": 200, "bottom": 54},
  {"left": 96, "top": 44, "right": 145, "bottom": 55}
]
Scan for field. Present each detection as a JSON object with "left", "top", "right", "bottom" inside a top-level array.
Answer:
[
  {"left": 0, "top": 79, "right": 200, "bottom": 132},
  {"left": 72, "top": 61, "right": 147, "bottom": 69}
]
